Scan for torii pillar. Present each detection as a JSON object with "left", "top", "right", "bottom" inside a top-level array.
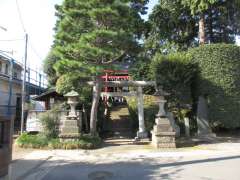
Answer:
[{"left": 137, "top": 86, "right": 148, "bottom": 138}]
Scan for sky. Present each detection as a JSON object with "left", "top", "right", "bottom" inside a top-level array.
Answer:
[
  {"left": 0, "top": 0, "right": 238, "bottom": 73},
  {"left": 0, "top": 0, "right": 63, "bottom": 72}
]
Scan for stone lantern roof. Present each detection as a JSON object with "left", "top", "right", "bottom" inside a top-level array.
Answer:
[{"left": 64, "top": 90, "right": 79, "bottom": 97}]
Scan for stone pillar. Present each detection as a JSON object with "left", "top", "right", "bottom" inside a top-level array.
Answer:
[
  {"left": 136, "top": 86, "right": 147, "bottom": 138},
  {"left": 197, "top": 96, "right": 215, "bottom": 137},
  {"left": 184, "top": 117, "right": 190, "bottom": 137}
]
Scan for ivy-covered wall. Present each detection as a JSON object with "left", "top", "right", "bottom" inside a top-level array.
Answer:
[{"left": 187, "top": 44, "right": 240, "bottom": 128}]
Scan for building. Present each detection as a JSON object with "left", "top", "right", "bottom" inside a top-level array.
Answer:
[
  {"left": 0, "top": 52, "right": 46, "bottom": 132},
  {"left": 0, "top": 53, "right": 22, "bottom": 119}
]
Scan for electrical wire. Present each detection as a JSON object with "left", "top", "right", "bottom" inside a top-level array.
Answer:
[
  {"left": 28, "top": 40, "right": 43, "bottom": 61},
  {"left": 0, "top": 38, "right": 24, "bottom": 42},
  {"left": 15, "top": 0, "right": 44, "bottom": 65},
  {"left": 15, "top": 0, "right": 26, "bottom": 33}
]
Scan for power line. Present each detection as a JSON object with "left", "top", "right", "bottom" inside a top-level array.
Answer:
[
  {"left": 15, "top": 0, "right": 43, "bottom": 62},
  {"left": 15, "top": 0, "right": 26, "bottom": 33},
  {"left": 28, "top": 40, "right": 43, "bottom": 61},
  {"left": 0, "top": 38, "right": 24, "bottom": 42}
]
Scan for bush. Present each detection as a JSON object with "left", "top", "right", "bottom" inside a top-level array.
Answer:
[
  {"left": 16, "top": 133, "right": 102, "bottom": 150},
  {"left": 39, "top": 106, "right": 60, "bottom": 139},
  {"left": 187, "top": 44, "right": 240, "bottom": 128},
  {"left": 151, "top": 52, "right": 198, "bottom": 107},
  {"left": 16, "top": 133, "right": 48, "bottom": 149}
]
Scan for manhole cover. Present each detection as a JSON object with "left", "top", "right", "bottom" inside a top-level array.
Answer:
[{"left": 88, "top": 171, "right": 113, "bottom": 180}]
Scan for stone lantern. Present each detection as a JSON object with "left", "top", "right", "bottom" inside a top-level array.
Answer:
[
  {"left": 59, "top": 90, "right": 81, "bottom": 141},
  {"left": 65, "top": 90, "right": 79, "bottom": 118},
  {"left": 151, "top": 86, "right": 176, "bottom": 148},
  {"left": 153, "top": 86, "right": 169, "bottom": 118}
]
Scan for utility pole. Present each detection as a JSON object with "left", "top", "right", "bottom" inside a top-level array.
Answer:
[{"left": 20, "top": 33, "right": 28, "bottom": 134}]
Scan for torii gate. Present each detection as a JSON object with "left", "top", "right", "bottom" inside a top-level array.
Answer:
[{"left": 88, "top": 81, "right": 156, "bottom": 138}]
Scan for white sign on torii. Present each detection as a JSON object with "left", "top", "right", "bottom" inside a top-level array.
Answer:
[{"left": 88, "top": 81, "right": 156, "bottom": 138}]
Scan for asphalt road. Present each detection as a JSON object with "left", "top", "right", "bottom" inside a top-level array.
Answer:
[
  {"left": 42, "top": 153, "right": 240, "bottom": 180},
  {"left": 10, "top": 140, "right": 240, "bottom": 180}
]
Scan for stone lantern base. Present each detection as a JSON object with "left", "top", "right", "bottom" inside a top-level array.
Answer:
[
  {"left": 59, "top": 117, "right": 81, "bottom": 142},
  {"left": 151, "top": 116, "right": 176, "bottom": 148}
]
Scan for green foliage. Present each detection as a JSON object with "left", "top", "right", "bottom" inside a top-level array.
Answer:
[
  {"left": 16, "top": 133, "right": 48, "bottom": 149},
  {"left": 16, "top": 133, "right": 102, "bottom": 150},
  {"left": 187, "top": 44, "right": 240, "bottom": 128},
  {"left": 146, "top": 0, "right": 198, "bottom": 53},
  {"left": 151, "top": 53, "right": 198, "bottom": 107},
  {"left": 127, "top": 95, "right": 158, "bottom": 132},
  {"left": 130, "top": 56, "right": 151, "bottom": 81},
  {"left": 44, "top": 0, "right": 145, "bottom": 92},
  {"left": 39, "top": 106, "right": 60, "bottom": 139},
  {"left": 56, "top": 73, "right": 92, "bottom": 104},
  {"left": 43, "top": 51, "right": 59, "bottom": 86},
  {"left": 181, "top": 0, "right": 217, "bottom": 15},
  {"left": 146, "top": 0, "right": 240, "bottom": 55}
]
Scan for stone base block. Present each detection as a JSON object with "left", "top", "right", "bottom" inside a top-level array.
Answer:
[
  {"left": 59, "top": 133, "right": 81, "bottom": 142},
  {"left": 155, "top": 117, "right": 171, "bottom": 125},
  {"left": 152, "top": 133, "right": 176, "bottom": 148},
  {"left": 61, "top": 126, "right": 79, "bottom": 134},
  {"left": 137, "top": 131, "right": 148, "bottom": 139},
  {"left": 59, "top": 120, "right": 80, "bottom": 142},
  {"left": 62, "top": 120, "right": 78, "bottom": 126}
]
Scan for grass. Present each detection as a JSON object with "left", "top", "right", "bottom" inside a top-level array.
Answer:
[{"left": 16, "top": 133, "right": 102, "bottom": 150}]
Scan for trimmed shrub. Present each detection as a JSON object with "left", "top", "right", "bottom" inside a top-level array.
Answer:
[
  {"left": 187, "top": 44, "right": 240, "bottom": 128},
  {"left": 151, "top": 52, "right": 198, "bottom": 107}
]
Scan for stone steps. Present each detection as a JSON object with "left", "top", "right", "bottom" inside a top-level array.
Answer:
[{"left": 109, "top": 104, "right": 133, "bottom": 138}]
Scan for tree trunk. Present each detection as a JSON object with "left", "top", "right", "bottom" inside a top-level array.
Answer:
[
  {"left": 90, "top": 76, "right": 101, "bottom": 136},
  {"left": 82, "top": 104, "right": 89, "bottom": 132},
  {"left": 199, "top": 13, "right": 206, "bottom": 44}
]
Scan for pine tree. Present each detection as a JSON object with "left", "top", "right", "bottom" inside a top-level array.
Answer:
[{"left": 45, "top": 0, "right": 146, "bottom": 135}]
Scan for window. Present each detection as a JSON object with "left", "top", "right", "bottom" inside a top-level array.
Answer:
[
  {"left": 14, "top": 72, "right": 18, "bottom": 79},
  {"left": 5, "top": 63, "right": 8, "bottom": 74}
]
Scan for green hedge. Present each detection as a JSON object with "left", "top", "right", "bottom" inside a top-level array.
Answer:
[
  {"left": 187, "top": 44, "right": 240, "bottom": 128},
  {"left": 16, "top": 133, "right": 102, "bottom": 149}
]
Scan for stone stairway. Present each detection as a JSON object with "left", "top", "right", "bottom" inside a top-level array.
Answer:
[{"left": 109, "top": 104, "right": 134, "bottom": 138}]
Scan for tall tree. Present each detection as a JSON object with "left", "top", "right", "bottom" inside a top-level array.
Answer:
[
  {"left": 145, "top": 0, "right": 198, "bottom": 54},
  {"left": 205, "top": 0, "right": 240, "bottom": 43},
  {"left": 181, "top": 0, "right": 218, "bottom": 44},
  {"left": 146, "top": 0, "right": 240, "bottom": 55},
  {"left": 46, "top": 0, "right": 145, "bottom": 135}
]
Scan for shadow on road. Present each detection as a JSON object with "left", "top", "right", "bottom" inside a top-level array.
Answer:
[{"left": 11, "top": 154, "right": 240, "bottom": 180}]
